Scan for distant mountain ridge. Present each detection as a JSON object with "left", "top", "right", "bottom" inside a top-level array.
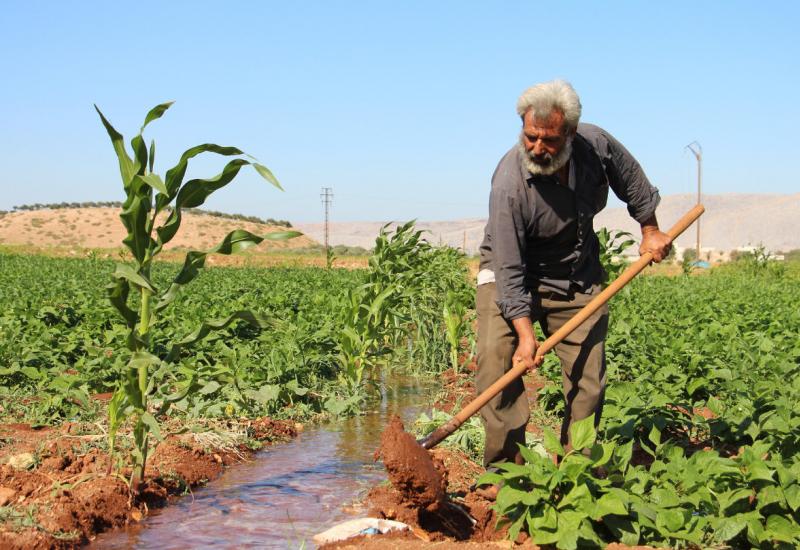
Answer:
[{"left": 295, "top": 193, "right": 800, "bottom": 254}]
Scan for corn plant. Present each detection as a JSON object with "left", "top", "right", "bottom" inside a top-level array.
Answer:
[
  {"left": 96, "top": 101, "right": 298, "bottom": 489},
  {"left": 443, "top": 290, "right": 467, "bottom": 376}
]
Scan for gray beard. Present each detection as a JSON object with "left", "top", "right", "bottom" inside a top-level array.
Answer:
[{"left": 518, "top": 136, "right": 573, "bottom": 176}]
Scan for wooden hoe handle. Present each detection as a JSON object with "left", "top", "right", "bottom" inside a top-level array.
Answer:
[{"left": 419, "top": 204, "right": 705, "bottom": 450}]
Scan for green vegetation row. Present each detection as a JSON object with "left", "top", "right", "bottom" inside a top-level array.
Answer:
[
  {"left": 0, "top": 227, "right": 471, "bottom": 434},
  {"left": 472, "top": 263, "right": 800, "bottom": 548}
]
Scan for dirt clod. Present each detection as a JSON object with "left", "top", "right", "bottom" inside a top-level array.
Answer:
[{"left": 377, "top": 416, "right": 446, "bottom": 511}]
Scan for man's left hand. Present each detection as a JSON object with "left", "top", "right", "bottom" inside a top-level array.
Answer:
[{"left": 639, "top": 230, "right": 672, "bottom": 263}]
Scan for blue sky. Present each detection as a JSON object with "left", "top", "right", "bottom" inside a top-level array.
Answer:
[{"left": 0, "top": 1, "right": 797, "bottom": 222}]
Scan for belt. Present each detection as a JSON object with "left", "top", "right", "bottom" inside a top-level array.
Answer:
[{"left": 537, "top": 290, "right": 573, "bottom": 301}]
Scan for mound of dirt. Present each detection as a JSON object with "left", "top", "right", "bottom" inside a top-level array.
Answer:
[
  {"left": 0, "top": 418, "right": 298, "bottom": 549},
  {"left": 377, "top": 416, "right": 447, "bottom": 511}
]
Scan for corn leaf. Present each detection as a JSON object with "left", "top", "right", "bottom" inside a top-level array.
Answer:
[{"left": 94, "top": 105, "right": 136, "bottom": 190}]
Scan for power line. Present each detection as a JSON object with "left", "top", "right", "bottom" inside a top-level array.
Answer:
[{"left": 320, "top": 187, "right": 333, "bottom": 251}]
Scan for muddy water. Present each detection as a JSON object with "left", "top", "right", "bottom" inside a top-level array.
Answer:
[{"left": 91, "top": 376, "right": 432, "bottom": 549}]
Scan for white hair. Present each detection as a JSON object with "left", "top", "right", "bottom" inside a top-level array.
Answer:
[{"left": 516, "top": 80, "right": 582, "bottom": 131}]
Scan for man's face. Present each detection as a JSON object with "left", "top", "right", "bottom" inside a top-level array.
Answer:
[{"left": 519, "top": 109, "right": 574, "bottom": 176}]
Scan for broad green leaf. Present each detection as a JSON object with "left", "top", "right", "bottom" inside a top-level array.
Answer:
[
  {"left": 253, "top": 162, "right": 283, "bottom": 190},
  {"left": 135, "top": 173, "right": 168, "bottom": 196},
  {"left": 140, "top": 101, "right": 174, "bottom": 133},
  {"left": 569, "top": 415, "right": 596, "bottom": 451},
  {"left": 647, "top": 423, "right": 662, "bottom": 449},
  {"left": 543, "top": 427, "right": 565, "bottom": 456},
  {"left": 496, "top": 486, "right": 528, "bottom": 514},
  {"left": 651, "top": 487, "right": 680, "bottom": 508},
  {"left": 165, "top": 310, "right": 273, "bottom": 361},
  {"left": 164, "top": 143, "right": 244, "bottom": 198},
  {"left": 555, "top": 510, "right": 582, "bottom": 550},
  {"left": 716, "top": 488, "right": 754, "bottom": 514},
  {"left": 475, "top": 471, "right": 504, "bottom": 487},
  {"left": 528, "top": 504, "right": 558, "bottom": 533},
  {"left": 756, "top": 485, "right": 785, "bottom": 510},
  {"left": 766, "top": 514, "right": 799, "bottom": 543},
  {"left": 746, "top": 514, "right": 766, "bottom": 546},
  {"left": 506, "top": 511, "right": 526, "bottom": 543},
  {"left": 747, "top": 461, "right": 775, "bottom": 483},
  {"left": 175, "top": 159, "right": 249, "bottom": 209},
  {"left": 589, "top": 442, "right": 614, "bottom": 467},
  {"left": 155, "top": 155, "right": 283, "bottom": 252},
  {"left": 593, "top": 492, "right": 628, "bottom": 518},
  {"left": 95, "top": 104, "right": 135, "bottom": 188},
  {"left": 262, "top": 230, "right": 303, "bottom": 241},
  {"left": 686, "top": 377, "right": 706, "bottom": 396},
  {"left": 604, "top": 515, "right": 640, "bottom": 546},
  {"left": 106, "top": 277, "right": 137, "bottom": 328},
  {"left": 156, "top": 230, "right": 272, "bottom": 311},
  {"left": 199, "top": 381, "right": 221, "bottom": 395},
  {"left": 112, "top": 264, "right": 156, "bottom": 293},
  {"left": 21, "top": 366, "right": 42, "bottom": 380},
  {"left": 119, "top": 191, "right": 153, "bottom": 263},
  {"left": 130, "top": 134, "right": 148, "bottom": 176},
  {"left": 140, "top": 412, "right": 163, "bottom": 441},
  {"left": 558, "top": 483, "right": 592, "bottom": 512},
  {"left": 783, "top": 484, "right": 800, "bottom": 512},
  {"left": 559, "top": 453, "right": 593, "bottom": 482},
  {"left": 713, "top": 515, "right": 748, "bottom": 542},
  {"left": 285, "top": 379, "right": 308, "bottom": 396},
  {"left": 516, "top": 443, "right": 539, "bottom": 465},
  {"left": 246, "top": 384, "right": 280, "bottom": 405},
  {"left": 656, "top": 508, "right": 686, "bottom": 533}
]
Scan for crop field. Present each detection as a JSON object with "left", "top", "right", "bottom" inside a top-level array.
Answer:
[
  {"left": 0, "top": 228, "right": 471, "bottom": 428},
  {"left": 3, "top": 238, "right": 800, "bottom": 548},
  {"left": 438, "top": 261, "right": 800, "bottom": 549}
]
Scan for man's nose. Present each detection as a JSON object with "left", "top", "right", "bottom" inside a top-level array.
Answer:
[{"left": 532, "top": 140, "right": 546, "bottom": 156}]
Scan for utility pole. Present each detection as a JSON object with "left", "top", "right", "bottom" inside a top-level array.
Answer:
[
  {"left": 686, "top": 142, "right": 702, "bottom": 262},
  {"left": 320, "top": 187, "right": 333, "bottom": 259}
]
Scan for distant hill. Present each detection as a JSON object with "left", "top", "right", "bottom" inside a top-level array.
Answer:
[
  {"left": 0, "top": 207, "right": 318, "bottom": 251},
  {"left": 295, "top": 193, "right": 800, "bottom": 255}
]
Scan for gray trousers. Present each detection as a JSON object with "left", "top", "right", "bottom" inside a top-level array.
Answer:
[{"left": 476, "top": 282, "right": 608, "bottom": 467}]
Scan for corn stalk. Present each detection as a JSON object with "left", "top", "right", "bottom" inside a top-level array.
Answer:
[{"left": 96, "top": 102, "right": 299, "bottom": 490}]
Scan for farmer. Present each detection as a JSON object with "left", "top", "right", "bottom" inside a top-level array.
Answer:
[{"left": 476, "top": 80, "right": 671, "bottom": 489}]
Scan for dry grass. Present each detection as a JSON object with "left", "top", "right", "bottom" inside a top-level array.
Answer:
[{"left": 0, "top": 207, "right": 318, "bottom": 253}]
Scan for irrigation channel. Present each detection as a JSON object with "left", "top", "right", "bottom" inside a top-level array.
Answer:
[{"left": 91, "top": 375, "right": 434, "bottom": 549}]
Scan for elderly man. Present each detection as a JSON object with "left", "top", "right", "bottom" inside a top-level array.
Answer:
[{"left": 476, "top": 80, "right": 671, "bottom": 483}]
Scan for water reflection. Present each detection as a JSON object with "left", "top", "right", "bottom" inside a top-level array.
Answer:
[{"left": 91, "top": 375, "right": 431, "bottom": 549}]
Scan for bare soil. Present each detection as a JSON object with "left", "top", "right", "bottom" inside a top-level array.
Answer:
[
  {"left": 0, "top": 418, "right": 298, "bottom": 549},
  {"left": 0, "top": 208, "right": 318, "bottom": 252},
  {"left": 326, "top": 364, "right": 664, "bottom": 548},
  {"left": 325, "top": 365, "right": 554, "bottom": 549}
]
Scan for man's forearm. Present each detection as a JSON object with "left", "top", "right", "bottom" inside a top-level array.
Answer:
[
  {"left": 640, "top": 213, "right": 660, "bottom": 235},
  {"left": 511, "top": 316, "right": 536, "bottom": 343}
]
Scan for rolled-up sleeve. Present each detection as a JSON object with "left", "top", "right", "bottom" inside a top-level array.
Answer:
[
  {"left": 600, "top": 130, "right": 661, "bottom": 223},
  {"left": 489, "top": 182, "right": 532, "bottom": 321}
]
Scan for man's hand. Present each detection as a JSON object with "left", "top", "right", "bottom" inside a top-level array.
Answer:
[
  {"left": 640, "top": 229, "right": 672, "bottom": 262},
  {"left": 639, "top": 214, "right": 672, "bottom": 263},
  {"left": 511, "top": 317, "right": 543, "bottom": 372}
]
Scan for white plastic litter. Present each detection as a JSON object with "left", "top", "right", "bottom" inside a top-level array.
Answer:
[{"left": 312, "top": 517, "right": 410, "bottom": 544}]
